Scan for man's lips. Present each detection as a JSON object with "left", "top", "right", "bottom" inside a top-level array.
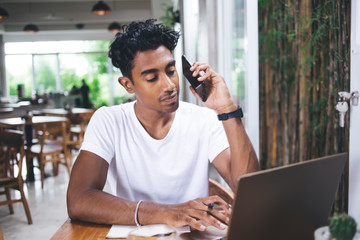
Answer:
[{"left": 160, "top": 91, "right": 178, "bottom": 102}]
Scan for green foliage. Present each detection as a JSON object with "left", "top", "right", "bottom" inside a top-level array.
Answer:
[
  {"left": 60, "top": 68, "right": 82, "bottom": 92},
  {"left": 329, "top": 213, "right": 357, "bottom": 240},
  {"left": 259, "top": 0, "right": 350, "bottom": 212},
  {"left": 160, "top": 5, "right": 180, "bottom": 28},
  {"left": 83, "top": 41, "right": 111, "bottom": 75},
  {"left": 34, "top": 56, "right": 57, "bottom": 92}
]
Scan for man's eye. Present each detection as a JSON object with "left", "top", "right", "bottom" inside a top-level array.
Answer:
[
  {"left": 147, "top": 76, "right": 158, "bottom": 82},
  {"left": 168, "top": 70, "right": 176, "bottom": 76}
]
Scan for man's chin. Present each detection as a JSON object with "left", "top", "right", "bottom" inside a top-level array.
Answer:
[{"left": 163, "top": 99, "right": 179, "bottom": 113}]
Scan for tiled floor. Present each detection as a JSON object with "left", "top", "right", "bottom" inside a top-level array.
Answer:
[{"left": 0, "top": 163, "right": 72, "bottom": 239}]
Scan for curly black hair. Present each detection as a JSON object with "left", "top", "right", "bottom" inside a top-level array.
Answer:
[{"left": 108, "top": 19, "right": 180, "bottom": 81}]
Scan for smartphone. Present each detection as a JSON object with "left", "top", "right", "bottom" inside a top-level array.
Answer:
[{"left": 182, "top": 55, "right": 208, "bottom": 102}]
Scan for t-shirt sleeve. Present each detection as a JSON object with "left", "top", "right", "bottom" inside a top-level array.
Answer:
[
  {"left": 207, "top": 110, "right": 229, "bottom": 162},
  {"left": 80, "top": 107, "right": 115, "bottom": 164}
]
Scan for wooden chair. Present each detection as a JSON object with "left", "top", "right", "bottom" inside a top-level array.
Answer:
[
  {"left": 65, "top": 114, "right": 86, "bottom": 164},
  {"left": 0, "top": 224, "right": 4, "bottom": 240},
  {"left": 26, "top": 121, "right": 71, "bottom": 189},
  {"left": 209, "top": 178, "right": 234, "bottom": 205},
  {"left": 0, "top": 129, "right": 33, "bottom": 224}
]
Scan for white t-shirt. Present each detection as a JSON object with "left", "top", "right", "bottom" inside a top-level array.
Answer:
[{"left": 81, "top": 101, "right": 229, "bottom": 204}]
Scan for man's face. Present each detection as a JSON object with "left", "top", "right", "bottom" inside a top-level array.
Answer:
[{"left": 130, "top": 45, "right": 179, "bottom": 114}]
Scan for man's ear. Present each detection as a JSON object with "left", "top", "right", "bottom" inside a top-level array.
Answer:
[{"left": 118, "top": 77, "right": 135, "bottom": 93}]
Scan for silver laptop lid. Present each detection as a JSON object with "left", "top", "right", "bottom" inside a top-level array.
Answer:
[{"left": 227, "top": 153, "right": 347, "bottom": 240}]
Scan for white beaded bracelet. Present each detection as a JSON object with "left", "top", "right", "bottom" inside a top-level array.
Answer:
[{"left": 135, "top": 200, "right": 143, "bottom": 227}]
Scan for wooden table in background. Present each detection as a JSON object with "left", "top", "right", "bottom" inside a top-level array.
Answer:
[
  {"left": 0, "top": 116, "right": 68, "bottom": 181},
  {"left": 0, "top": 107, "right": 14, "bottom": 115},
  {"left": 42, "top": 108, "right": 94, "bottom": 116}
]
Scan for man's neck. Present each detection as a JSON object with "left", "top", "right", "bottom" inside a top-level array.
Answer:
[{"left": 134, "top": 102, "right": 176, "bottom": 140}]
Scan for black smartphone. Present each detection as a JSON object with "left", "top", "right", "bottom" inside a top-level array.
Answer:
[{"left": 182, "top": 55, "right": 208, "bottom": 102}]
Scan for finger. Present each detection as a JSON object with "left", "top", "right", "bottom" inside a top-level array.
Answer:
[
  {"left": 191, "top": 63, "right": 210, "bottom": 77},
  {"left": 190, "top": 62, "right": 205, "bottom": 71},
  {"left": 183, "top": 215, "right": 207, "bottom": 232},
  {"left": 190, "top": 197, "right": 231, "bottom": 225},
  {"left": 187, "top": 208, "right": 227, "bottom": 230},
  {"left": 207, "top": 207, "right": 230, "bottom": 225},
  {"left": 204, "top": 196, "right": 231, "bottom": 209},
  {"left": 197, "top": 70, "right": 212, "bottom": 82}
]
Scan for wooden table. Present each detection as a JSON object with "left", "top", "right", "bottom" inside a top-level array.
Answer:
[
  {"left": 51, "top": 219, "right": 112, "bottom": 240},
  {"left": 51, "top": 219, "right": 227, "bottom": 240},
  {"left": 0, "top": 107, "right": 14, "bottom": 114},
  {"left": 43, "top": 108, "right": 94, "bottom": 116},
  {"left": 0, "top": 115, "right": 68, "bottom": 181}
]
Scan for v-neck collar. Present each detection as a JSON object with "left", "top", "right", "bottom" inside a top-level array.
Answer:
[{"left": 129, "top": 101, "right": 179, "bottom": 144}]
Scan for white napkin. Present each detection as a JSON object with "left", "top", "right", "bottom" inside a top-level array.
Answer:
[{"left": 106, "top": 224, "right": 190, "bottom": 239}]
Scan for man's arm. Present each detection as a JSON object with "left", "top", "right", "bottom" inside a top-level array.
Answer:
[
  {"left": 67, "top": 150, "right": 137, "bottom": 224},
  {"left": 189, "top": 62, "right": 260, "bottom": 191},
  {"left": 67, "top": 150, "right": 231, "bottom": 230}
]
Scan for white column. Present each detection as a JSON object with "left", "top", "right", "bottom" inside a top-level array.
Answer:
[
  {"left": 181, "top": 0, "right": 199, "bottom": 104},
  {"left": 244, "top": 0, "right": 259, "bottom": 157},
  {"left": 32, "top": 54, "right": 36, "bottom": 94},
  {"left": 107, "top": 57, "right": 114, "bottom": 106},
  {"left": 56, "top": 53, "right": 61, "bottom": 92},
  {"left": 349, "top": 0, "right": 360, "bottom": 229},
  {"left": 0, "top": 35, "right": 7, "bottom": 98}
]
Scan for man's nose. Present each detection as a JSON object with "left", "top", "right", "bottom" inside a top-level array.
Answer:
[{"left": 161, "top": 75, "right": 175, "bottom": 92}]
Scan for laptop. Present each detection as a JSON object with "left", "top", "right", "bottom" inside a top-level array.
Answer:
[{"left": 227, "top": 153, "right": 347, "bottom": 240}]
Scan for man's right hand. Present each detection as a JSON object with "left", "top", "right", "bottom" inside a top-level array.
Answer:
[{"left": 139, "top": 195, "right": 231, "bottom": 231}]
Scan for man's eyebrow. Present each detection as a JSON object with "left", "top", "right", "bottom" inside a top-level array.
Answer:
[
  {"left": 140, "top": 68, "right": 157, "bottom": 76},
  {"left": 140, "top": 60, "right": 176, "bottom": 76},
  {"left": 166, "top": 60, "right": 176, "bottom": 68}
]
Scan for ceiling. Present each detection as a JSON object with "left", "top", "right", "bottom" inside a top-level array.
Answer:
[{"left": 0, "top": 0, "right": 172, "bottom": 42}]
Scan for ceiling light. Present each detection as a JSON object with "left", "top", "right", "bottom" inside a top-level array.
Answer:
[
  {"left": 92, "top": 1, "right": 111, "bottom": 16},
  {"left": 76, "top": 23, "right": 85, "bottom": 30},
  {"left": 0, "top": 7, "right": 9, "bottom": 19},
  {"left": 24, "top": 24, "right": 39, "bottom": 33},
  {"left": 108, "top": 22, "right": 121, "bottom": 33}
]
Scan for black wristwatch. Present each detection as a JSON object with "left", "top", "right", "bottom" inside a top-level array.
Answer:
[{"left": 217, "top": 106, "right": 243, "bottom": 121}]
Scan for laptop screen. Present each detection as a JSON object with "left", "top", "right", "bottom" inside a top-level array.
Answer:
[{"left": 227, "top": 153, "right": 347, "bottom": 240}]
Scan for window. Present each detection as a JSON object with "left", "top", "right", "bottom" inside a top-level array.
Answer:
[
  {"left": 231, "top": 0, "right": 246, "bottom": 106},
  {"left": 181, "top": 0, "right": 259, "bottom": 154},
  {"left": 5, "top": 41, "right": 133, "bottom": 107}
]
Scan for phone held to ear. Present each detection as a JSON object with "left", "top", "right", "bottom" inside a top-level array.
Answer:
[{"left": 182, "top": 55, "right": 208, "bottom": 102}]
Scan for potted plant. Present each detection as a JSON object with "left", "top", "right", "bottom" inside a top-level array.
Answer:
[{"left": 315, "top": 213, "right": 359, "bottom": 240}]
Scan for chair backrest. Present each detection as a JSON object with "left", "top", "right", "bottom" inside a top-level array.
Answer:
[
  {"left": 33, "top": 121, "right": 68, "bottom": 151},
  {"left": 209, "top": 178, "right": 234, "bottom": 205},
  {"left": 66, "top": 114, "right": 86, "bottom": 145},
  {"left": 66, "top": 114, "right": 84, "bottom": 125},
  {"left": 81, "top": 110, "right": 95, "bottom": 123},
  {"left": 0, "top": 129, "right": 25, "bottom": 179}
]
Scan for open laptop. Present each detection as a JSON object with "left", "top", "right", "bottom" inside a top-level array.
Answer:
[{"left": 227, "top": 153, "right": 347, "bottom": 240}]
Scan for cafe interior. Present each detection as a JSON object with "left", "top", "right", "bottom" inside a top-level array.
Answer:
[{"left": 0, "top": 0, "right": 359, "bottom": 239}]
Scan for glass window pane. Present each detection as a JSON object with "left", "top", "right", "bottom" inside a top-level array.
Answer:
[
  {"left": 5, "top": 55, "right": 33, "bottom": 98},
  {"left": 232, "top": 0, "right": 246, "bottom": 106},
  {"left": 4, "top": 40, "right": 127, "bottom": 106},
  {"left": 59, "top": 54, "right": 88, "bottom": 92},
  {"left": 33, "top": 55, "right": 58, "bottom": 94},
  {"left": 5, "top": 42, "right": 33, "bottom": 54}
]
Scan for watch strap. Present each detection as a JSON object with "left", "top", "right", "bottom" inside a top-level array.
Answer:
[{"left": 217, "top": 106, "right": 243, "bottom": 121}]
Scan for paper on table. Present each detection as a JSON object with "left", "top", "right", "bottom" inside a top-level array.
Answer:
[{"left": 106, "top": 224, "right": 190, "bottom": 239}]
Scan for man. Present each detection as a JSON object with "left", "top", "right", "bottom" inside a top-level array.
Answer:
[
  {"left": 67, "top": 19, "right": 259, "bottom": 231},
  {"left": 80, "top": 79, "right": 91, "bottom": 108}
]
